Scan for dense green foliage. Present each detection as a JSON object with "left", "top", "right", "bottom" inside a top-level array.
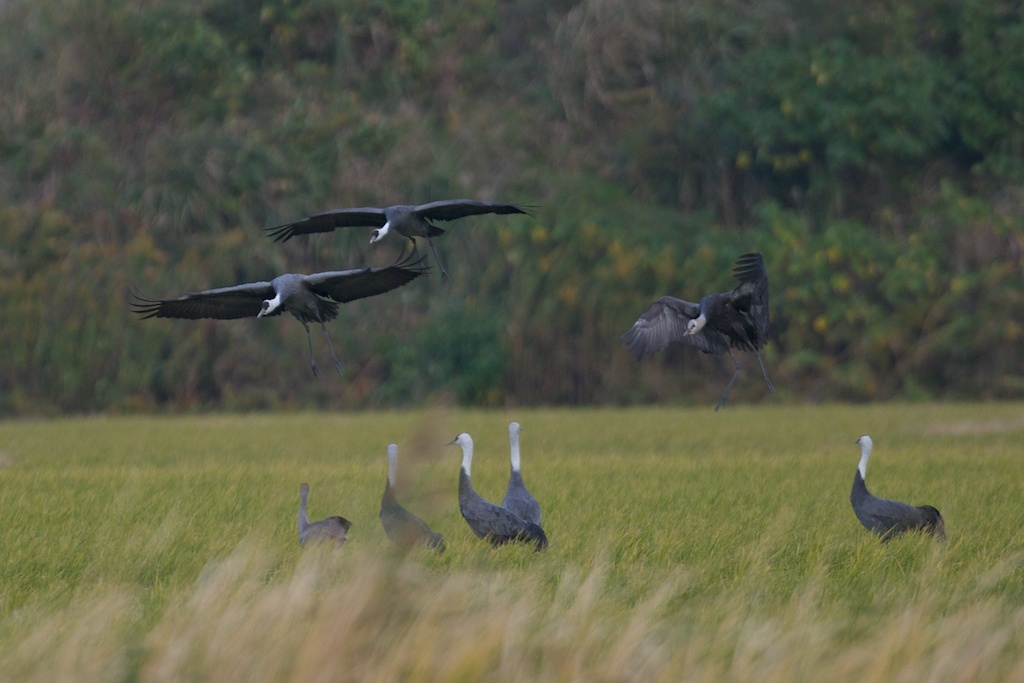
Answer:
[
  {"left": 1, "top": 0, "right": 1022, "bottom": 412},
  {"left": 1, "top": 405, "right": 1023, "bottom": 680}
]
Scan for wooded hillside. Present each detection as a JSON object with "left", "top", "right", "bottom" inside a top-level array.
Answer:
[{"left": 1, "top": 0, "right": 1022, "bottom": 413}]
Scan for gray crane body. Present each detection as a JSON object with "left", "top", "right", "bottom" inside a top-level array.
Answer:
[
  {"left": 298, "top": 483, "right": 351, "bottom": 547},
  {"left": 379, "top": 444, "right": 445, "bottom": 552},
  {"left": 850, "top": 436, "right": 945, "bottom": 542}
]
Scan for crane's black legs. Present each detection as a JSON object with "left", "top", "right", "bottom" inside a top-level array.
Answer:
[
  {"left": 753, "top": 349, "right": 775, "bottom": 395},
  {"left": 301, "top": 314, "right": 342, "bottom": 378},
  {"left": 715, "top": 347, "right": 774, "bottom": 410},
  {"left": 301, "top": 321, "right": 319, "bottom": 377},
  {"left": 319, "top": 319, "right": 344, "bottom": 375},
  {"left": 427, "top": 237, "right": 450, "bottom": 281},
  {"left": 715, "top": 350, "right": 742, "bottom": 412}
]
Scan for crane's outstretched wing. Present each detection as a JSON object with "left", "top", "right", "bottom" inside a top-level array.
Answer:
[
  {"left": 266, "top": 207, "right": 389, "bottom": 242},
  {"left": 621, "top": 295, "right": 727, "bottom": 360},
  {"left": 130, "top": 282, "right": 275, "bottom": 320},
  {"left": 726, "top": 252, "right": 770, "bottom": 345},
  {"left": 413, "top": 199, "right": 529, "bottom": 222},
  {"left": 304, "top": 256, "right": 428, "bottom": 304}
]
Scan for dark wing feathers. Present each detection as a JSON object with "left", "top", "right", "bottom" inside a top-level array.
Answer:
[
  {"left": 304, "top": 257, "right": 428, "bottom": 304},
  {"left": 460, "top": 473, "right": 547, "bottom": 549},
  {"left": 465, "top": 500, "right": 547, "bottom": 548},
  {"left": 129, "top": 282, "right": 275, "bottom": 320},
  {"left": 620, "top": 296, "right": 726, "bottom": 360},
  {"left": 861, "top": 496, "right": 924, "bottom": 533},
  {"left": 726, "top": 252, "right": 770, "bottom": 345},
  {"left": 266, "top": 207, "right": 388, "bottom": 242},
  {"left": 867, "top": 498, "right": 944, "bottom": 540},
  {"left": 413, "top": 199, "right": 528, "bottom": 222}
]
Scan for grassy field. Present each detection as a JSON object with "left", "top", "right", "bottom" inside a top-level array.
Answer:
[{"left": 1, "top": 403, "right": 1023, "bottom": 681}]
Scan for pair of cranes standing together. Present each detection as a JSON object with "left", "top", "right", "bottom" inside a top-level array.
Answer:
[{"left": 132, "top": 198, "right": 944, "bottom": 549}]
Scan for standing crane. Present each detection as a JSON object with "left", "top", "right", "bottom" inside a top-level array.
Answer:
[
  {"left": 380, "top": 444, "right": 445, "bottom": 552},
  {"left": 850, "top": 435, "right": 946, "bottom": 542},
  {"left": 500, "top": 422, "right": 541, "bottom": 526},
  {"left": 298, "top": 483, "right": 351, "bottom": 547}
]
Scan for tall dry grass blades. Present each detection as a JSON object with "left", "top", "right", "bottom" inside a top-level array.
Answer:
[{"left": 3, "top": 544, "right": 1024, "bottom": 682}]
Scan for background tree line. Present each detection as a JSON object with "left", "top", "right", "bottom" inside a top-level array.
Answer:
[{"left": 0, "top": 0, "right": 1021, "bottom": 414}]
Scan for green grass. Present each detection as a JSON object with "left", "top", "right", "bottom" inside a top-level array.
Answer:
[{"left": 2, "top": 403, "right": 1024, "bottom": 681}]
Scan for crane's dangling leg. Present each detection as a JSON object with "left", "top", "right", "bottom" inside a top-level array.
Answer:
[
  {"left": 752, "top": 349, "right": 775, "bottom": 395},
  {"left": 427, "top": 237, "right": 450, "bottom": 281},
  {"left": 301, "top": 321, "right": 319, "bottom": 378},
  {"left": 715, "top": 350, "right": 742, "bottom": 412},
  {"left": 319, "top": 318, "right": 344, "bottom": 375}
]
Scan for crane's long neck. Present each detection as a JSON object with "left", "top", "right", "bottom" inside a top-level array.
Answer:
[
  {"left": 858, "top": 442, "right": 871, "bottom": 481},
  {"left": 387, "top": 445, "right": 399, "bottom": 489},
  {"left": 509, "top": 427, "right": 522, "bottom": 472},
  {"left": 460, "top": 440, "right": 474, "bottom": 477},
  {"left": 298, "top": 490, "right": 310, "bottom": 531},
  {"left": 459, "top": 467, "right": 475, "bottom": 501}
]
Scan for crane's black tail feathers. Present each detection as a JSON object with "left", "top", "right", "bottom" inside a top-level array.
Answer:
[
  {"left": 523, "top": 523, "right": 549, "bottom": 551},
  {"left": 917, "top": 505, "right": 946, "bottom": 541}
]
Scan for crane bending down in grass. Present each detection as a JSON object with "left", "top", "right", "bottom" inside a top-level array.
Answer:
[
  {"left": 380, "top": 444, "right": 445, "bottom": 552},
  {"left": 298, "top": 483, "right": 352, "bottom": 547},
  {"left": 850, "top": 435, "right": 945, "bottom": 542},
  {"left": 448, "top": 433, "right": 548, "bottom": 551},
  {"left": 621, "top": 252, "right": 773, "bottom": 411}
]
